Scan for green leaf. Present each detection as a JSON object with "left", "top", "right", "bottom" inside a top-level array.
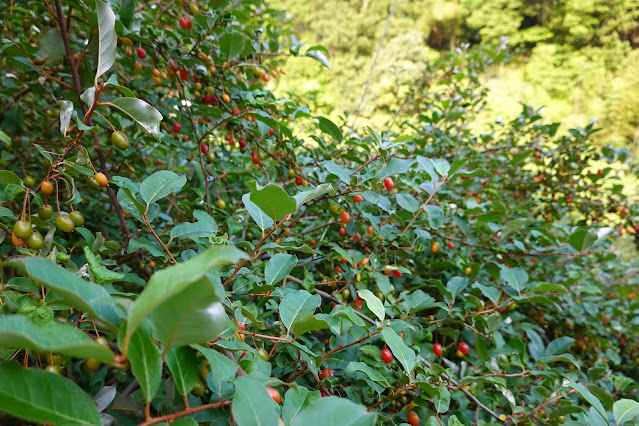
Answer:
[
  {"left": 424, "top": 205, "right": 444, "bottom": 229},
  {"left": 317, "top": 117, "right": 342, "bottom": 142},
  {"left": 357, "top": 289, "right": 385, "bottom": 321},
  {"left": 396, "top": 193, "right": 420, "bottom": 213},
  {"left": 260, "top": 243, "right": 316, "bottom": 254},
  {"left": 406, "top": 290, "right": 437, "bottom": 313},
  {"left": 0, "top": 362, "right": 102, "bottom": 425},
  {"left": 152, "top": 276, "right": 226, "bottom": 350},
  {"left": 613, "top": 399, "right": 639, "bottom": 424},
  {"left": 446, "top": 276, "right": 468, "bottom": 299},
  {"left": 374, "top": 158, "right": 414, "bottom": 181},
  {"left": 165, "top": 346, "right": 199, "bottom": 396},
  {"left": 243, "top": 193, "right": 275, "bottom": 230},
  {"left": 283, "top": 388, "right": 321, "bottom": 424},
  {"left": 529, "top": 283, "right": 568, "bottom": 293},
  {"left": 291, "top": 313, "right": 330, "bottom": 337},
  {"left": 321, "top": 160, "right": 352, "bottom": 184},
  {"left": 128, "top": 236, "right": 165, "bottom": 257},
  {"left": 567, "top": 382, "right": 609, "bottom": 425},
  {"left": 544, "top": 337, "right": 575, "bottom": 356},
  {"left": 83, "top": 246, "right": 125, "bottom": 285},
  {"left": 265, "top": 253, "right": 297, "bottom": 286},
  {"left": 193, "top": 344, "right": 237, "bottom": 385},
  {"left": 434, "top": 384, "right": 451, "bottom": 413},
  {"left": 126, "top": 246, "right": 246, "bottom": 341},
  {"left": 291, "top": 396, "right": 376, "bottom": 426},
  {"left": 500, "top": 267, "right": 529, "bottom": 292},
  {"left": 95, "top": 0, "right": 116, "bottom": 84},
  {"left": 279, "top": 290, "right": 321, "bottom": 330},
  {"left": 36, "top": 30, "right": 65, "bottom": 62},
  {"left": 0, "top": 170, "right": 22, "bottom": 185},
  {"left": 0, "top": 315, "right": 114, "bottom": 363},
  {"left": 232, "top": 375, "right": 279, "bottom": 426},
  {"left": 107, "top": 98, "right": 163, "bottom": 137},
  {"left": 169, "top": 210, "right": 217, "bottom": 242},
  {"left": 5, "top": 257, "right": 120, "bottom": 331},
  {"left": 140, "top": 171, "right": 187, "bottom": 205},
  {"left": 294, "top": 184, "right": 334, "bottom": 207},
  {"left": 219, "top": 31, "right": 245, "bottom": 61},
  {"left": 382, "top": 327, "right": 415, "bottom": 379},
  {"left": 569, "top": 228, "right": 598, "bottom": 252},
  {"left": 305, "top": 49, "right": 331, "bottom": 69},
  {"left": 58, "top": 100, "right": 74, "bottom": 137},
  {"left": 248, "top": 182, "right": 297, "bottom": 222},
  {"left": 126, "top": 324, "right": 162, "bottom": 404},
  {"left": 344, "top": 361, "right": 391, "bottom": 387},
  {"left": 119, "top": 0, "right": 135, "bottom": 28}
]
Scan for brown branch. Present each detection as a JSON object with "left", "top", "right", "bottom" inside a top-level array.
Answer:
[{"left": 139, "top": 400, "right": 231, "bottom": 426}]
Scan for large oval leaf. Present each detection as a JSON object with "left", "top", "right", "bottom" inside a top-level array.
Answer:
[
  {"left": 291, "top": 396, "right": 376, "bottom": 426},
  {"left": 265, "top": 253, "right": 297, "bottom": 286},
  {"left": 123, "top": 324, "right": 162, "bottom": 404},
  {"left": 0, "top": 362, "right": 102, "bottom": 426},
  {"left": 140, "top": 170, "right": 187, "bottom": 206},
  {"left": 107, "top": 98, "right": 163, "bottom": 137},
  {"left": 0, "top": 315, "right": 115, "bottom": 363},
  {"left": 232, "top": 375, "right": 279, "bottom": 426},
  {"left": 5, "top": 257, "right": 120, "bottom": 332},
  {"left": 94, "top": 0, "right": 116, "bottom": 84}
]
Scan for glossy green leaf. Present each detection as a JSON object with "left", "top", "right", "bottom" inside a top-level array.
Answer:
[
  {"left": 193, "top": 344, "right": 237, "bottom": 386},
  {"left": 58, "top": 100, "right": 73, "bottom": 137},
  {"left": 291, "top": 313, "right": 330, "bottom": 337},
  {"left": 344, "top": 361, "right": 391, "bottom": 387},
  {"left": 382, "top": 327, "right": 415, "bottom": 379},
  {"left": 0, "top": 170, "right": 21, "bottom": 185},
  {"left": 107, "top": 98, "right": 163, "bottom": 137},
  {"left": 357, "top": 289, "right": 385, "bottom": 321},
  {"left": 220, "top": 31, "right": 245, "bottom": 61},
  {"left": 95, "top": 0, "right": 116, "bottom": 83},
  {"left": 126, "top": 246, "right": 246, "bottom": 341},
  {"left": 283, "top": 388, "right": 321, "bottom": 424},
  {"left": 232, "top": 375, "right": 279, "bottom": 426},
  {"left": 321, "top": 160, "right": 352, "bottom": 184},
  {"left": 613, "top": 399, "right": 639, "bottom": 424},
  {"left": 165, "top": 346, "right": 199, "bottom": 396},
  {"left": 291, "top": 396, "right": 376, "bottom": 426},
  {"left": 5, "top": 257, "right": 120, "bottom": 331},
  {"left": 424, "top": 205, "right": 444, "bottom": 229},
  {"left": 569, "top": 228, "right": 598, "bottom": 252},
  {"left": 0, "top": 362, "right": 102, "bottom": 425},
  {"left": 279, "top": 290, "right": 321, "bottom": 330},
  {"left": 140, "top": 171, "right": 187, "bottom": 205},
  {"left": 248, "top": 182, "right": 297, "bottom": 222},
  {"left": 169, "top": 210, "right": 217, "bottom": 242},
  {"left": 265, "top": 253, "right": 297, "bottom": 286},
  {"left": 83, "top": 246, "right": 125, "bottom": 285},
  {"left": 294, "top": 183, "right": 334, "bottom": 207},
  {"left": 567, "top": 382, "right": 608, "bottom": 425},
  {"left": 434, "top": 384, "right": 451, "bottom": 413},
  {"left": 125, "top": 323, "right": 162, "bottom": 403},
  {"left": 305, "top": 49, "right": 331, "bottom": 69},
  {"left": 396, "top": 192, "right": 420, "bottom": 213},
  {"left": 0, "top": 315, "right": 114, "bottom": 363},
  {"left": 374, "top": 158, "right": 414, "bottom": 181},
  {"left": 317, "top": 116, "right": 342, "bottom": 141},
  {"left": 243, "top": 193, "right": 275, "bottom": 230},
  {"left": 500, "top": 267, "right": 529, "bottom": 292}
]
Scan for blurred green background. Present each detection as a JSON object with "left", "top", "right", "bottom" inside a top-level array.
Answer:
[{"left": 269, "top": 0, "right": 639, "bottom": 151}]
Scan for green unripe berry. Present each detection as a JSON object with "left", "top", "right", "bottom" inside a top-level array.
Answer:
[
  {"left": 206, "top": 151, "right": 215, "bottom": 162},
  {"left": 45, "top": 365, "right": 61, "bottom": 375},
  {"left": 27, "top": 232, "right": 45, "bottom": 250},
  {"left": 86, "top": 358, "right": 102, "bottom": 372},
  {"left": 55, "top": 215, "right": 76, "bottom": 233},
  {"left": 13, "top": 220, "right": 33, "bottom": 239},
  {"left": 257, "top": 348, "right": 270, "bottom": 361},
  {"left": 191, "top": 378, "right": 206, "bottom": 397},
  {"left": 110, "top": 131, "right": 130, "bottom": 150},
  {"left": 69, "top": 211, "right": 85, "bottom": 226},
  {"left": 24, "top": 175, "right": 36, "bottom": 187},
  {"left": 216, "top": 198, "right": 227, "bottom": 209},
  {"left": 38, "top": 204, "right": 54, "bottom": 220},
  {"left": 341, "top": 288, "right": 351, "bottom": 299},
  {"left": 95, "top": 336, "right": 110, "bottom": 348}
]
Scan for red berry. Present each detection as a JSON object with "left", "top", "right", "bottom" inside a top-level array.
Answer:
[
  {"left": 320, "top": 368, "right": 334, "bottom": 379},
  {"left": 179, "top": 69, "right": 189, "bottom": 80},
  {"left": 458, "top": 342, "right": 469, "bottom": 355},
  {"left": 203, "top": 94, "right": 213, "bottom": 104},
  {"left": 433, "top": 343, "right": 443, "bottom": 356},
  {"left": 295, "top": 176, "right": 303, "bottom": 185},
  {"left": 353, "top": 194, "right": 363, "bottom": 203},
  {"left": 228, "top": 137, "right": 235, "bottom": 147},
  {"left": 268, "top": 128, "right": 275, "bottom": 136},
  {"left": 179, "top": 17, "right": 191, "bottom": 29},
  {"left": 267, "top": 387, "right": 281, "bottom": 404},
  {"left": 353, "top": 298, "right": 363, "bottom": 310},
  {"left": 239, "top": 138, "right": 246, "bottom": 148},
  {"left": 136, "top": 47, "right": 146, "bottom": 59},
  {"left": 383, "top": 177, "right": 394, "bottom": 190},
  {"left": 340, "top": 212, "right": 351, "bottom": 224},
  {"left": 381, "top": 348, "right": 393, "bottom": 363},
  {"left": 232, "top": 107, "right": 240, "bottom": 115},
  {"left": 172, "top": 122, "right": 182, "bottom": 133},
  {"left": 310, "top": 239, "right": 317, "bottom": 246},
  {"left": 447, "top": 241, "right": 454, "bottom": 250},
  {"left": 339, "top": 227, "right": 346, "bottom": 236},
  {"left": 392, "top": 270, "right": 402, "bottom": 278},
  {"left": 200, "top": 144, "right": 209, "bottom": 154},
  {"left": 407, "top": 410, "right": 420, "bottom": 426}
]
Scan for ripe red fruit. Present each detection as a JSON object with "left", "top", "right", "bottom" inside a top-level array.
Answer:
[
  {"left": 353, "top": 298, "right": 363, "bottom": 310},
  {"left": 266, "top": 387, "right": 281, "bottom": 404},
  {"left": 381, "top": 348, "right": 393, "bottom": 363},
  {"left": 340, "top": 212, "right": 351, "bottom": 224},
  {"left": 320, "top": 368, "right": 334, "bottom": 379},
  {"left": 179, "top": 68, "right": 189, "bottom": 80},
  {"left": 228, "top": 137, "right": 235, "bottom": 147},
  {"left": 232, "top": 107, "right": 240, "bottom": 115},
  {"left": 200, "top": 144, "right": 209, "bottom": 154},
  {"left": 136, "top": 47, "right": 146, "bottom": 59},
  {"left": 203, "top": 94, "right": 214, "bottom": 104},
  {"left": 433, "top": 343, "right": 443, "bottom": 356},
  {"left": 458, "top": 342, "right": 469, "bottom": 356},
  {"left": 238, "top": 138, "right": 246, "bottom": 148},
  {"left": 447, "top": 241, "right": 454, "bottom": 250},
  {"left": 268, "top": 128, "right": 275, "bottom": 136},
  {"left": 310, "top": 239, "right": 317, "bottom": 246},
  {"left": 407, "top": 410, "right": 420, "bottom": 426},
  {"left": 353, "top": 194, "right": 363, "bottom": 203},
  {"left": 339, "top": 227, "right": 346, "bottom": 236},
  {"left": 383, "top": 177, "right": 394, "bottom": 190},
  {"left": 172, "top": 122, "right": 182, "bottom": 133},
  {"left": 392, "top": 270, "right": 402, "bottom": 278},
  {"left": 179, "top": 17, "right": 191, "bottom": 30},
  {"left": 294, "top": 175, "right": 303, "bottom": 185}
]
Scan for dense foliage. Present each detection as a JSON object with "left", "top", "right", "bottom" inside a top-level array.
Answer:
[
  {"left": 272, "top": 0, "right": 639, "bottom": 149},
  {"left": 1, "top": 1, "right": 639, "bottom": 425}
]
